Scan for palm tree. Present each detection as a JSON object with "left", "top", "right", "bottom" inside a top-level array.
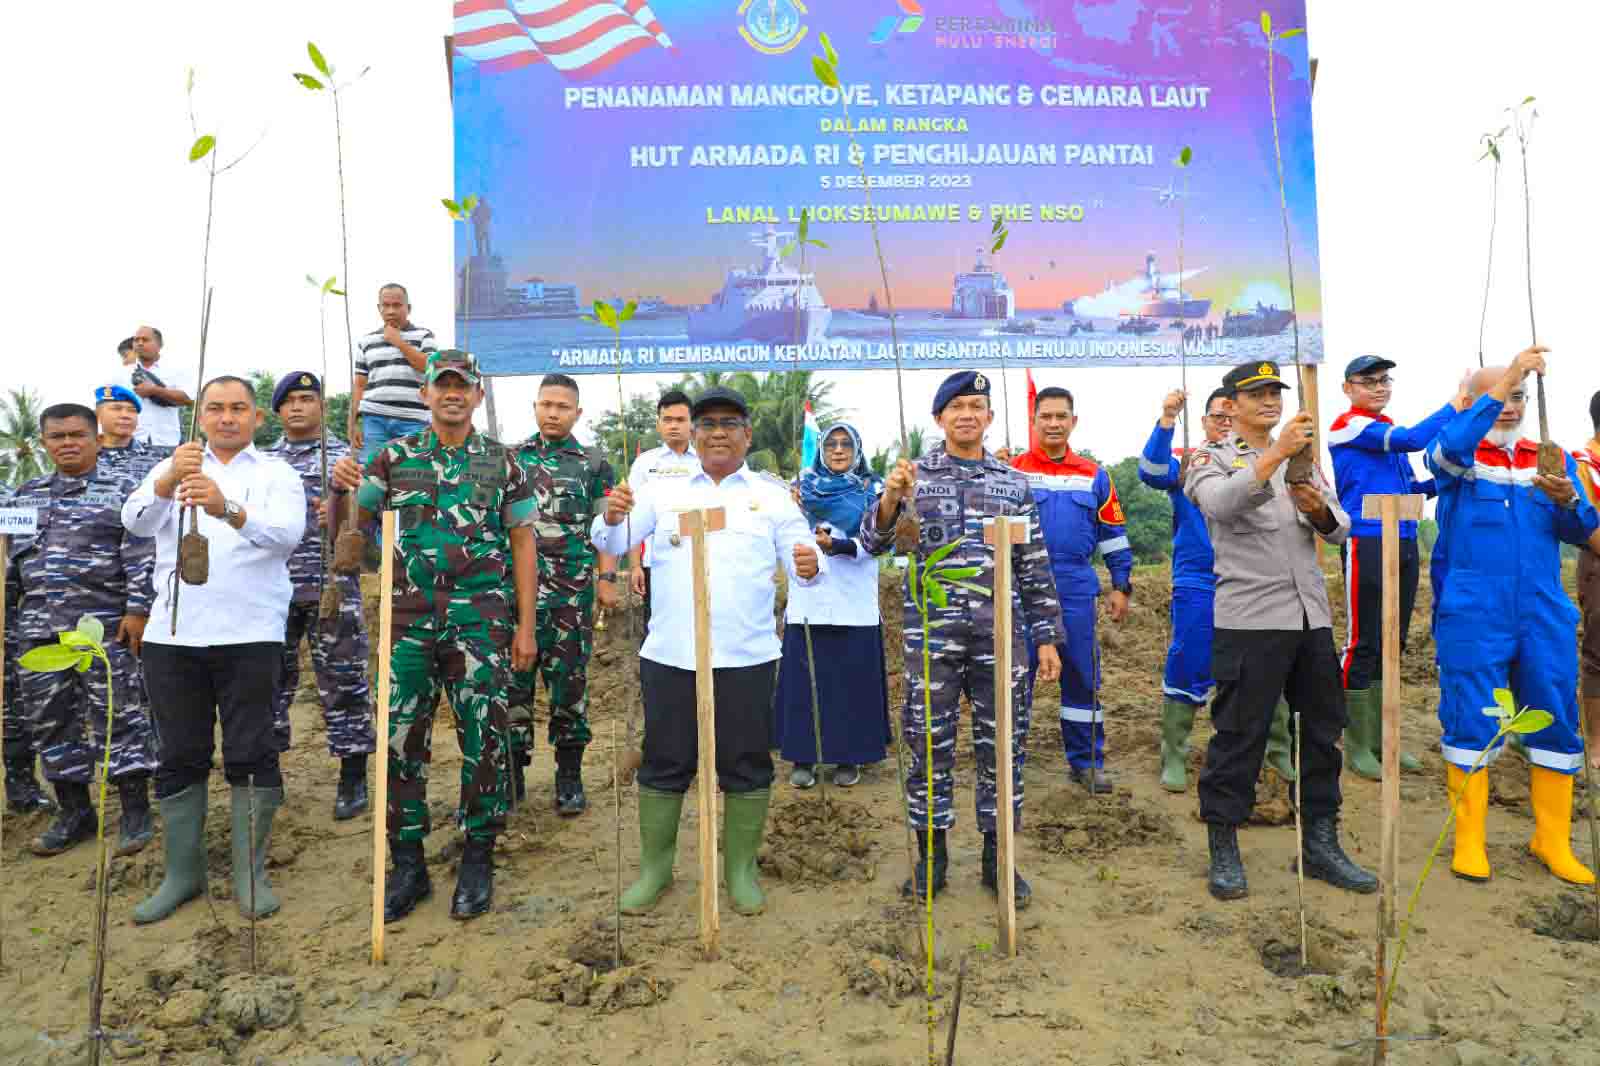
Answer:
[
  {"left": 0, "top": 388, "right": 50, "bottom": 486},
  {"left": 896, "top": 425, "right": 927, "bottom": 462}
]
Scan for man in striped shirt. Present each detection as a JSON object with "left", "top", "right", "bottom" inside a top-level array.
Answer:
[{"left": 350, "top": 283, "right": 435, "bottom": 463}]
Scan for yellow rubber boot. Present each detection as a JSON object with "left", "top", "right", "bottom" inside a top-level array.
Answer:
[
  {"left": 1527, "top": 766, "right": 1596, "bottom": 885},
  {"left": 1446, "top": 764, "right": 1490, "bottom": 882}
]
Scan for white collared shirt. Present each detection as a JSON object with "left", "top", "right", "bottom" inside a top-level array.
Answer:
[
  {"left": 122, "top": 444, "right": 307, "bottom": 647},
  {"left": 627, "top": 443, "right": 698, "bottom": 567},
  {"left": 785, "top": 522, "right": 880, "bottom": 628},
  {"left": 591, "top": 463, "right": 824, "bottom": 670}
]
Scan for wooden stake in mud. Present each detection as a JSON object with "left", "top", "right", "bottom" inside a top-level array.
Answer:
[
  {"left": 1363, "top": 493, "right": 1424, "bottom": 1063},
  {"left": 983, "top": 515, "right": 1025, "bottom": 957},
  {"left": 680, "top": 507, "right": 726, "bottom": 959},
  {"left": 943, "top": 953, "right": 968, "bottom": 1066},
  {"left": 802, "top": 618, "right": 827, "bottom": 810},
  {"left": 370, "top": 510, "right": 396, "bottom": 965}
]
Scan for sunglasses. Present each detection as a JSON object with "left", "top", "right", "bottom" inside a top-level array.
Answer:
[{"left": 822, "top": 439, "right": 854, "bottom": 451}]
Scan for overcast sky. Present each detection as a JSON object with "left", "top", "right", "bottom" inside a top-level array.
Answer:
[{"left": 7, "top": 1, "right": 1595, "bottom": 472}]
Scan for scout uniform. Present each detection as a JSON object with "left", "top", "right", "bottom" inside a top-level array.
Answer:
[
  {"left": 355, "top": 350, "right": 540, "bottom": 921},
  {"left": 9, "top": 461, "right": 156, "bottom": 856},
  {"left": 860, "top": 371, "right": 1063, "bottom": 907},
  {"left": 263, "top": 372, "right": 376, "bottom": 821},
  {"left": 1184, "top": 360, "right": 1376, "bottom": 901},
  {"left": 506, "top": 432, "right": 614, "bottom": 814},
  {"left": 1426, "top": 389, "right": 1598, "bottom": 885}
]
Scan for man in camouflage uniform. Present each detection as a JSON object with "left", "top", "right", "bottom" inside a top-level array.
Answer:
[
  {"left": 332, "top": 350, "right": 538, "bottom": 922},
  {"left": 2, "top": 481, "right": 53, "bottom": 816},
  {"left": 861, "top": 371, "right": 1064, "bottom": 908},
  {"left": 264, "top": 372, "right": 376, "bottom": 821},
  {"left": 507, "top": 373, "right": 618, "bottom": 815},
  {"left": 95, "top": 385, "right": 165, "bottom": 481},
  {"left": 10, "top": 403, "right": 157, "bottom": 857}
]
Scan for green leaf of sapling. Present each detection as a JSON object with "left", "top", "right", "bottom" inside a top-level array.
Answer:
[
  {"left": 324, "top": 276, "right": 338, "bottom": 293},
  {"left": 19, "top": 644, "right": 88, "bottom": 674},
  {"left": 1506, "top": 708, "right": 1554, "bottom": 735},
  {"left": 73, "top": 652, "right": 93, "bottom": 673},
  {"left": 621, "top": 299, "right": 637, "bottom": 322},
  {"left": 1178, "top": 145, "right": 1193, "bottom": 167},
  {"left": 809, "top": 238, "right": 828, "bottom": 249},
  {"left": 330, "top": 289, "right": 345, "bottom": 297},
  {"left": 1279, "top": 27, "right": 1303, "bottom": 39},
  {"left": 462, "top": 194, "right": 479, "bottom": 214},
  {"left": 1492, "top": 687, "right": 1516, "bottom": 717},
  {"left": 924, "top": 539, "right": 962, "bottom": 569},
  {"left": 925, "top": 581, "right": 948, "bottom": 609},
  {"left": 76, "top": 616, "right": 104, "bottom": 646},
  {"left": 812, "top": 56, "right": 839, "bottom": 89},
  {"left": 292, "top": 72, "right": 325, "bottom": 91},
  {"left": 929, "top": 566, "right": 981, "bottom": 581},
  {"left": 306, "top": 273, "right": 320, "bottom": 287},
  {"left": 1522, "top": 95, "right": 1535, "bottom": 105},
  {"left": 189, "top": 135, "right": 216, "bottom": 162},
  {"left": 991, "top": 217, "right": 1003, "bottom": 234},
  {"left": 820, "top": 31, "right": 838, "bottom": 69},
  {"left": 798, "top": 208, "right": 810, "bottom": 242},
  {"left": 593, "top": 300, "right": 618, "bottom": 329},
  {"left": 991, "top": 231, "right": 1008, "bottom": 254},
  {"left": 779, "top": 242, "right": 797, "bottom": 259},
  {"left": 945, "top": 580, "right": 991, "bottom": 597},
  {"left": 1259, "top": 10, "right": 1271, "bottom": 36},
  {"left": 308, "top": 41, "right": 332, "bottom": 78}
]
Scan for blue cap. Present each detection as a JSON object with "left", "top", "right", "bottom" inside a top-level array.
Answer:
[
  {"left": 931, "top": 370, "right": 991, "bottom": 417},
  {"left": 94, "top": 384, "right": 141, "bottom": 413},
  {"left": 1343, "top": 354, "right": 1396, "bottom": 380},
  {"left": 272, "top": 371, "right": 322, "bottom": 412}
]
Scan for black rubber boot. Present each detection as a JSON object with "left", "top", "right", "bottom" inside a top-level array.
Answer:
[
  {"left": 554, "top": 745, "right": 586, "bottom": 817},
  {"left": 1301, "top": 815, "right": 1379, "bottom": 894},
  {"left": 900, "top": 828, "right": 948, "bottom": 903},
  {"left": 980, "top": 831, "right": 1033, "bottom": 910},
  {"left": 32, "top": 781, "right": 97, "bottom": 856},
  {"left": 115, "top": 774, "right": 155, "bottom": 856},
  {"left": 334, "top": 755, "right": 369, "bottom": 821},
  {"left": 1206, "top": 822, "right": 1248, "bottom": 900},
  {"left": 384, "top": 841, "right": 432, "bottom": 922},
  {"left": 450, "top": 838, "right": 495, "bottom": 920},
  {"left": 4, "top": 755, "right": 54, "bottom": 814},
  {"left": 512, "top": 750, "right": 531, "bottom": 806}
]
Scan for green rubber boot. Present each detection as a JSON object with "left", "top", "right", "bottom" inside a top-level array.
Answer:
[
  {"left": 620, "top": 787, "right": 684, "bottom": 915},
  {"left": 231, "top": 784, "right": 282, "bottom": 919},
  {"left": 1369, "top": 688, "right": 1423, "bottom": 772},
  {"left": 722, "top": 789, "right": 771, "bottom": 916},
  {"left": 133, "top": 785, "right": 208, "bottom": 925},
  {"left": 1265, "top": 699, "right": 1298, "bottom": 782},
  {"left": 1159, "top": 699, "right": 1196, "bottom": 792},
  {"left": 1342, "top": 688, "right": 1382, "bottom": 781}
]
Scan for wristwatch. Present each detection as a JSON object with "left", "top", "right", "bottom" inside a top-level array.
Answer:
[
  {"left": 222, "top": 500, "right": 242, "bottom": 525},
  {"left": 597, "top": 573, "right": 619, "bottom": 584}
]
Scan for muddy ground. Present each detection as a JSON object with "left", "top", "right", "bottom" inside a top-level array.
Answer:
[{"left": 1, "top": 562, "right": 1597, "bottom": 1066}]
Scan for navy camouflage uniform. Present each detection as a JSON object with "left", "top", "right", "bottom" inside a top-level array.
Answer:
[
  {"left": 861, "top": 444, "right": 1064, "bottom": 832},
  {"left": 507, "top": 435, "right": 614, "bottom": 756},
  {"left": 264, "top": 433, "right": 376, "bottom": 758},
  {"left": 8, "top": 463, "right": 157, "bottom": 784},
  {"left": 99, "top": 439, "right": 166, "bottom": 483}
]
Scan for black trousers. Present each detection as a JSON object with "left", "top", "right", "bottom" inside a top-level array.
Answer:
[
  {"left": 639, "top": 566, "right": 652, "bottom": 646},
  {"left": 1198, "top": 626, "right": 1345, "bottom": 826},
  {"left": 1339, "top": 535, "right": 1420, "bottom": 690},
  {"left": 142, "top": 642, "right": 284, "bottom": 799},
  {"left": 638, "top": 658, "right": 775, "bottom": 795}
]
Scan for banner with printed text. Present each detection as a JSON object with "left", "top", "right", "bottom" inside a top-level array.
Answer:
[{"left": 450, "top": 0, "right": 1322, "bottom": 376}]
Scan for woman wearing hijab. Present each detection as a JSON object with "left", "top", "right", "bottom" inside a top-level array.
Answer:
[{"left": 775, "top": 422, "right": 892, "bottom": 788}]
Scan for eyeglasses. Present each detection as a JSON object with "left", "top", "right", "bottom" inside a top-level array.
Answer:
[
  {"left": 1202, "top": 412, "right": 1233, "bottom": 423},
  {"left": 694, "top": 416, "right": 748, "bottom": 432},
  {"left": 822, "top": 439, "right": 854, "bottom": 451},
  {"left": 1349, "top": 375, "right": 1393, "bottom": 389}
]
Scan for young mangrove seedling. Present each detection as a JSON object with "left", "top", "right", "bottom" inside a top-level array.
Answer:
[
  {"left": 1506, "top": 97, "right": 1563, "bottom": 478},
  {"left": 1475, "top": 125, "right": 1508, "bottom": 369},
  {"left": 305, "top": 273, "right": 344, "bottom": 620}
]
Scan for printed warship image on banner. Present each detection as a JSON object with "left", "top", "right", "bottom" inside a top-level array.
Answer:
[{"left": 449, "top": 0, "right": 1323, "bottom": 375}]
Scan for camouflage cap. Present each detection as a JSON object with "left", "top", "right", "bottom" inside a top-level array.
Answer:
[{"left": 424, "top": 349, "right": 482, "bottom": 387}]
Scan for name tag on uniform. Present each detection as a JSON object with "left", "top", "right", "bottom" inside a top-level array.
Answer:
[
  {"left": 1231, "top": 458, "right": 1249, "bottom": 469},
  {"left": 0, "top": 507, "right": 39, "bottom": 535}
]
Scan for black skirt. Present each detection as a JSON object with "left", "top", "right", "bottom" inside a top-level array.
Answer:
[{"left": 773, "top": 623, "right": 891, "bottom": 765}]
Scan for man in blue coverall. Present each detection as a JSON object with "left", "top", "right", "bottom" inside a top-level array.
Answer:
[
  {"left": 1013, "top": 387, "right": 1132, "bottom": 793},
  {"left": 1139, "top": 386, "right": 1296, "bottom": 791},
  {"left": 1428, "top": 349, "right": 1597, "bottom": 886},
  {"left": 1327, "top": 355, "right": 1468, "bottom": 779}
]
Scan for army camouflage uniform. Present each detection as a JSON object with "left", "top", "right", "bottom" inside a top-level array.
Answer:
[
  {"left": 861, "top": 445, "right": 1063, "bottom": 832},
  {"left": 356, "top": 428, "right": 539, "bottom": 843},
  {"left": 264, "top": 434, "right": 375, "bottom": 758},
  {"left": 506, "top": 435, "right": 614, "bottom": 757},
  {"left": 8, "top": 463, "right": 157, "bottom": 783}
]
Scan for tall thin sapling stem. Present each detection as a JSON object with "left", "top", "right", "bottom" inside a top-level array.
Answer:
[
  {"left": 1175, "top": 146, "right": 1193, "bottom": 468},
  {"left": 306, "top": 274, "right": 345, "bottom": 621},
  {"left": 1507, "top": 98, "right": 1563, "bottom": 479},
  {"left": 295, "top": 43, "right": 371, "bottom": 572},
  {"left": 987, "top": 218, "right": 1013, "bottom": 453},
  {"left": 1475, "top": 126, "right": 1507, "bottom": 369}
]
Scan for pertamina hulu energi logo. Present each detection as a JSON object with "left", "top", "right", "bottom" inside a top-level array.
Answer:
[{"left": 870, "top": 0, "right": 924, "bottom": 44}]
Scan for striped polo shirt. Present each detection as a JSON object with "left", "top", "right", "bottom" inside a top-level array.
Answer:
[{"left": 353, "top": 323, "right": 435, "bottom": 421}]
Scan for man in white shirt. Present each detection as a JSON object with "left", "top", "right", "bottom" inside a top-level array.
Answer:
[
  {"left": 122, "top": 376, "right": 306, "bottom": 925},
  {"left": 625, "top": 389, "right": 697, "bottom": 618},
  {"left": 127, "top": 325, "right": 194, "bottom": 449},
  {"left": 593, "top": 386, "right": 821, "bottom": 917}
]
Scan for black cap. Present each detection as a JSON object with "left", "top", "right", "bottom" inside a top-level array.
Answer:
[
  {"left": 1343, "top": 354, "right": 1396, "bottom": 380},
  {"left": 272, "top": 371, "right": 321, "bottom": 412},
  {"left": 931, "top": 370, "right": 991, "bottom": 416},
  {"left": 1221, "top": 360, "right": 1293, "bottom": 394},
  {"left": 690, "top": 386, "right": 750, "bottom": 420}
]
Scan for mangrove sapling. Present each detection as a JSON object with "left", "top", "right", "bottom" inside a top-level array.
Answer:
[
  {"left": 907, "top": 542, "right": 988, "bottom": 1065},
  {"left": 1506, "top": 97, "right": 1564, "bottom": 480},
  {"left": 781, "top": 209, "right": 828, "bottom": 464},
  {"left": 306, "top": 274, "right": 345, "bottom": 621},
  {"left": 1475, "top": 126, "right": 1508, "bottom": 369},
  {"left": 1383, "top": 690, "right": 1554, "bottom": 1016},
  {"left": 21, "top": 617, "right": 122, "bottom": 1066},
  {"left": 1175, "top": 147, "right": 1194, "bottom": 473},
  {"left": 987, "top": 217, "right": 1014, "bottom": 453},
  {"left": 443, "top": 195, "right": 484, "bottom": 351},
  {"left": 1259, "top": 11, "right": 1312, "bottom": 485},
  {"left": 295, "top": 43, "right": 371, "bottom": 573}
]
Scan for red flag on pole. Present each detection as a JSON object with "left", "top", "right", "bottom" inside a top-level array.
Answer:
[{"left": 1025, "top": 368, "right": 1039, "bottom": 454}]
